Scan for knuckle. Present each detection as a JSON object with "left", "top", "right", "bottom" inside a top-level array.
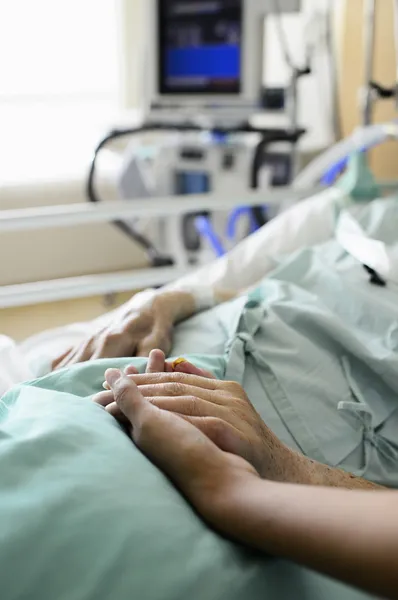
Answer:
[
  {"left": 186, "top": 396, "right": 200, "bottom": 416},
  {"left": 170, "top": 371, "right": 188, "bottom": 384},
  {"left": 168, "top": 382, "right": 186, "bottom": 396},
  {"left": 206, "top": 417, "right": 227, "bottom": 440},
  {"left": 102, "top": 332, "right": 124, "bottom": 346},
  {"left": 126, "top": 311, "right": 152, "bottom": 332},
  {"left": 224, "top": 380, "right": 244, "bottom": 396},
  {"left": 114, "top": 381, "right": 131, "bottom": 404}
]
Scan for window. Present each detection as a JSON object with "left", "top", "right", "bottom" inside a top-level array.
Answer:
[{"left": 0, "top": 0, "right": 122, "bottom": 183}]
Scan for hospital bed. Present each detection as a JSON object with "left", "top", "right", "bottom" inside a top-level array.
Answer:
[
  {"left": 2, "top": 4, "right": 398, "bottom": 598},
  {"left": 1, "top": 180, "right": 398, "bottom": 600},
  {"left": 2, "top": 118, "right": 398, "bottom": 391},
  {"left": 0, "top": 184, "right": 327, "bottom": 387},
  {"left": 2, "top": 107, "right": 398, "bottom": 597}
]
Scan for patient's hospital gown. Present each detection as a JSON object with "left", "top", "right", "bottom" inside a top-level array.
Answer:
[
  {"left": 2, "top": 195, "right": 398, "bottom": 486},
  {"left": 0, "top": 187, "right": 339, "bottom": 397}
]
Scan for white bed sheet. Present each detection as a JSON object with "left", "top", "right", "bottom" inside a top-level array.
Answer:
[{"left": 0, "top": 187, "right": 339, "bottom": 397}]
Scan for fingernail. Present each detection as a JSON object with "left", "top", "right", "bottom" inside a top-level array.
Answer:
[
  {"left": 105, "top": 368, "right": 122, "bottom": 387},
  {"left": 102, "top": 381, "right": 110, "bottom": 390},
  {"left": 172, "top": 358, "right": 187, "bottom": 371}
]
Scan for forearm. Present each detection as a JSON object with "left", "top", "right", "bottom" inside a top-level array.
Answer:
[
  {"left": 152, "top": 288, "right": 238, "bottom": 324},
  {"left": 289, "top": 452, "right": 382, "bottom": 490},
  {"left": 215, "top": 478, "right": 397, "bottom": 598}
]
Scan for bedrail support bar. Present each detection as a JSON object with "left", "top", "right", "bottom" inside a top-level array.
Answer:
[
  {"left": 0, "top": 187, "right": 324, "bottom": 233},
  {"left": 0, "top": 186, "right": 325, "bottom": 309},
  {"left": 0, "top": 267, "right": 190, "bottom": 309}
]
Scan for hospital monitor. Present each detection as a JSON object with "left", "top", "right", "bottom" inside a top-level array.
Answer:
[{"left": 148, "top": 0, "right": 301, "bottom": 116}]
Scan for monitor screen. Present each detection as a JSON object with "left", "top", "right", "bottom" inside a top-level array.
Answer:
[{"left": 158, "top": 0, "right": 243, "bottom": 95}]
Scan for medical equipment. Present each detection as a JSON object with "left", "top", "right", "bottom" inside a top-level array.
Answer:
[
  {"left": 4, "top": 113, "right": 398, "bottom": 311},
  {"left": 361, "top": 0, "right": 398, "bottom": 127},
  {"left": 117, "top": 127, "right": 304, "bottom": 265},
  {"left": 147, "top": 0, "right": 300, "bottom": 121},
  {"left": 88, "top": 0, "right": 333, "bottom": 268},
  {"left": 0, "top": 186, "right": 323, "bottom": 309},
  {"left": 296, "top": 122, "right": 398, "bottom": 189}
]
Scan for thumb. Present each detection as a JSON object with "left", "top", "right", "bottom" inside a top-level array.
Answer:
[
  {"left": 104, "top": 370, "right": 229, "bottom": 506},
  {"left": 105, "top": 369, "right": 150, "bottom": 425}
]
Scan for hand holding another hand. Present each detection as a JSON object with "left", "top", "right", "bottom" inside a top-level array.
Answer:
[
  {"left": 94, "top": 351, "right": 305, "bottom": 484},
  {"left": 100, "top": 363, "right": 259, "bottom": 533}
]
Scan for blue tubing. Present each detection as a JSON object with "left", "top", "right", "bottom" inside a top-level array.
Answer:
[{"left": 195, "top": 215, "right": 226, "bottom": 257}]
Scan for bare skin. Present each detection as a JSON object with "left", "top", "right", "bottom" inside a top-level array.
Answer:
[
  {"left": 95, "top": 351, "right": 381, "bottom": 491},
  {"left": 101, "top": 363, "right": 397, "bottom": 599},
  {"left": 52, "top": 289, "right": 236, "bottom": 370},
  {"left": 52, "top": 291, "right": 196, "bottom": 369}
]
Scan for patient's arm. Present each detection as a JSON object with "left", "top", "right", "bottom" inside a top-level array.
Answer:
[
  {"left": 103, "top": 370, "right": 398, "bottom": 600},
  {"left": 52, "top": 287, "right": 235, "bottom": 369},
  {"left": 54, "top": 191, "right": 335, "bottom": 366}
]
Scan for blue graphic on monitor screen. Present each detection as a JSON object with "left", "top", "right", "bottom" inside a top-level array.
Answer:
[{"left": 166, "top": 45, "right": 240, "bottom": 79}]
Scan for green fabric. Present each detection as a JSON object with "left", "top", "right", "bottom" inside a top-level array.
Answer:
[
  {"left": 336, "top": 152, "right": 381, "bottom": 202},
  {"left": 0, "top": 370, "right": 371, "bottom": 600},
  {"left": 2, "top": 198, "right": 398, "bottom": 599}
]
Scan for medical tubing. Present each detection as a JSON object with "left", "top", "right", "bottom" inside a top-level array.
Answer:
[
  {"left": 294, "top": 123, "right": 392, "bottom": 188},
  {"left": 86, "top": 125, "right": 173, "bottom": 265},
  {"left": 249, "top": 129, "right": 305, "bottom": 229},
  {"left": 87, "top": 122, "right": 305, "bottom": 263}
]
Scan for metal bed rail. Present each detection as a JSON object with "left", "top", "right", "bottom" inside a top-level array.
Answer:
[
  {"left": 0, "top": 187, "right": 324, "bottom": 308},
  {"left": 0, "top": 188, "right": 322, "bottom": 233}
]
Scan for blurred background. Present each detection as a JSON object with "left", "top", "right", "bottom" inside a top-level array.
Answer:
[{"left": 1, "top": 0, "right": 397, "bottom": 339}]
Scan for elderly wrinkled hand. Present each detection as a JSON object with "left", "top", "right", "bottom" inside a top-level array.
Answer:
[
  {"left": 94, "top": 351, "right": 304, "bottom": 483},
  {"left": 52, "top": 291, "right": 196, "bottom": 370}
]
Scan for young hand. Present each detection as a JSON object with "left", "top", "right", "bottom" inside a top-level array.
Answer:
[
  {"left": 94, "top": 352, "right": 305, "bottom": 482},
  {"left": 103, "top": 368, "right": 259, "bottom": 530}
]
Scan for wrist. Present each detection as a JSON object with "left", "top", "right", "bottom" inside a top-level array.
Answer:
[
  {"left": 258, "top": 434, "right": 315, "bottom": 485},
  {"left": 196, "top": 467, "right": 261, "bottom": 530},
  {"left": 152, "top": 291, "right": 196, "bottom": 324},
  {"left": 205, "top": 474, "right": 275, "bottom": 547}
]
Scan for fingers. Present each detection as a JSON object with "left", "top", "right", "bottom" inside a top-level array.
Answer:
[
  {"left": 105, "top": 369, "right": 150, "bottom": 426},
  {"left": 105, "top": 401, "right": 130, "bottom": 426},
  {"left": 130, "top": 371, "right": 218, "bottom": 391},
  {"left": 101, "top": 364, "right": 139, "bottom": 391},
  {"left": 96, "top": 385, "right": 243, "bottom": 463},
  {"left": 124, "top": 365, "right": 140, "bottom": 376},
  {"left": 136, "top": 382, "right": 225, "bottom": 406},
  {"left": 146, "top": 349, "right": 166, "bottom": 373},
  {"left": 51, "top": 348, "right": 72, "bottom": 371},
  {"left": 171, "top": 359, "right": 216, "bottom": 380},
  {"left": 147, "top": 396, "right": 226, "bottom": 418},
  {"left": 105, "top": 369, "right": 225, "bottom": 496},
  {"left": 95, "top": 386, "right": 225, "bottom": 415},
  {"left": 93, "top": 390, "right": 114, "bottom": 406},
  {"left": 59, "top": 338, "right": 95, "bottom": 368}
]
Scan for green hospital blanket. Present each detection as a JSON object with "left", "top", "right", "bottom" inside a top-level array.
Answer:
[{"left": 1, "top": 198, "right": 398, "bottom": 600}]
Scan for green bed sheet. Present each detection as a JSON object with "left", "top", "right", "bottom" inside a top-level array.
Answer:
[{"left": 2, "top": 198, "right": 398, "bottom": 599}]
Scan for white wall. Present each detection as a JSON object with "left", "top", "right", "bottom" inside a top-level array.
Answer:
[
  {"left": 0, "top": 1, "right": 148, "bottom": 287},
  {"left": 117, "top": 0, "right": 147, "bottom": 110},
  {"left": 263, "top": 0, "right": 336, "bottom": 151}
]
